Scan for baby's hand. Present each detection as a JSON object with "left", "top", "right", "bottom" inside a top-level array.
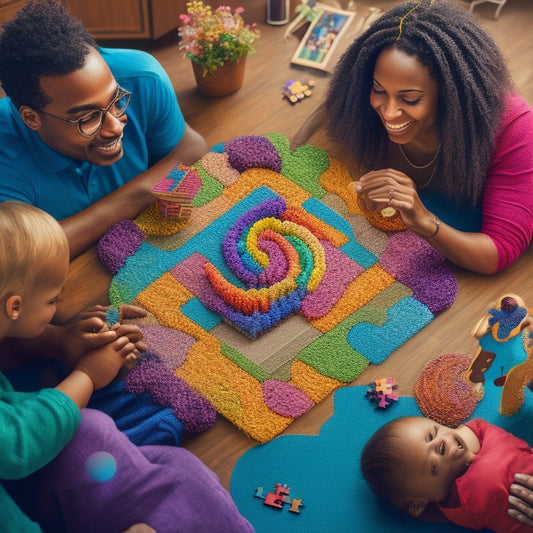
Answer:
[
  {"left": 110, "top": 322, "right": 147, "bottom": 371},
  {"left": 113, "top": 305, "right": 148, "bottom": 368},
  {"left": 57, "top": 305, "right": 117, "bottom": 366},
  {"left": 73, "top": 336, "right": 137, "bottom": 390},
  {"left": 119, "top": 304, "right": 148, "bottom": 322},
  {"left": 60, "top": 304, "right": 147, "bottom": 366},
  {"left": 110, "top": 322, "right": 145, "bottom": 346}
]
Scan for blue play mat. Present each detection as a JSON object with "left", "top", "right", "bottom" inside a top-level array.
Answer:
[{"left": 231, "top": 384, "right": 532, "bottom": 532}]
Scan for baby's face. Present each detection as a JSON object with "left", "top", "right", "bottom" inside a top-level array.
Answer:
[
  {"left": 10, "top": 251, "right": 69, "bottom": 338},
  {"left": 399, "top": 417, "right": 476, "bottom": 503}
]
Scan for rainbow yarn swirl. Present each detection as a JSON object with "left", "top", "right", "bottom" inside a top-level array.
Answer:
[{"left": 203, "top": 196, "right": 328, "bottom": 338}]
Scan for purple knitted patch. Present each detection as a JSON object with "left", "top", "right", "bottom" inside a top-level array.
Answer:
[
  {"left": 125, "top": 353, "right": 216, "bottom": 436},
  {"left": 380, "top": 232, "right": 457, "bottom": 314},
  {"left": 97, "top": 220, "right": 146, "bottom": 275},
  {"left": 226, "top": 135, "right": 282, "bottom": 174}
]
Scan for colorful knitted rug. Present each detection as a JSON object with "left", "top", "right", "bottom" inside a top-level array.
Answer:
[{"left": 97, "top": 133, "right": 458, "bottom": 443}]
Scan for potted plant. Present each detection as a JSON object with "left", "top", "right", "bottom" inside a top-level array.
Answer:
[{"left": 178, "top": 2, "right": 260, "bottom": 97}]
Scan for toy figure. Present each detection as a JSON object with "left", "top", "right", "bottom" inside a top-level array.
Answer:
[{"left": 466, "top": 293, "right": 533, "bottom": 416}]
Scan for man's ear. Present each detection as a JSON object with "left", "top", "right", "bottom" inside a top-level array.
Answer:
[
  {"left": 407, "top": 499, "right": 428, "bottom": 518},
  {"left": 5, "top": 295, "right": 22, "bottom": 320},
  {"left": 19, "top": 106, "right": 42, "bottom": 131}
]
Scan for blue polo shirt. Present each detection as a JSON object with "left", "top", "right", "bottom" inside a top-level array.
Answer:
[{"left": 0, "top": 48, "right": 185, "bottom": 220}]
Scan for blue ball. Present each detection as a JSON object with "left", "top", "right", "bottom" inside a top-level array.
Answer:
[{"left": 85, "top": 451, "right": 117, "bottom": 482}]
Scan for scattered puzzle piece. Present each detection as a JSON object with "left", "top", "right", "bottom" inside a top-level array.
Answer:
[
  {"left": 282, "top": 79, "right": 315, "bottom": 104},
  {"left": 254, "top": 483, "right": 305, "bottom": 514},
  {"left": 366, "top": 376, "right": 399, "bottom": 408},
  {"left": 289, "top": 498, "right": 304, "bottom": 514}
]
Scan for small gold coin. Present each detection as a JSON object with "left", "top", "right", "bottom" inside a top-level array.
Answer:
[{"left": 381, "top": 207, "right": 397, "bottom": 218}]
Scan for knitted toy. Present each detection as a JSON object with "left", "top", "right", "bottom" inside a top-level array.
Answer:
[
  {"left": 415, "top": 293, "right": 533, "bottom": 425},
  {"left": 466, "top": 293, "right": 533, "bottom": 416}
]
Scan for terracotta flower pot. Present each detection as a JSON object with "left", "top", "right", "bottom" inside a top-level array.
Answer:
[{"left": 191, "top": 57, "right": 247, "bottom": 97}]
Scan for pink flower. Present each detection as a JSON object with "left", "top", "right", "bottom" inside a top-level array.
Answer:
[
  {"left": 235, "top": 7, "right": 245, "bottom": 14},
  {"left": 178, "top": 2, "right": 259, "bottom": 75}
]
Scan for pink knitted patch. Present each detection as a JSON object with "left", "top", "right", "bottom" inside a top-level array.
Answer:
[
  {"left": 301, "top": 240, "right": 364, "bottom": 319},
  {"left": 262, "top": 379, "right": 315, "bottom": 418},
  {"left": 138, "top": 324, "right": 195, "bottom": 370}
]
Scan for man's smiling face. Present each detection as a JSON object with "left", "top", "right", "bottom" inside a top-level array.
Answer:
[{"left": 32, "top": 47, "right": 128, "bottom": 166}]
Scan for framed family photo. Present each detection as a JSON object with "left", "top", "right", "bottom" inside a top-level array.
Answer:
[{"left": 291, "top": 3, "right": 356, "bottom": 71}]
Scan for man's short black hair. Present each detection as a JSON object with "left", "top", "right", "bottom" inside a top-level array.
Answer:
[{"left": 0, "top": 0, "right": 98, "bottom": 109}]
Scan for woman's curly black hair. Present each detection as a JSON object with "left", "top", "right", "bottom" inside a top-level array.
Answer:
[
  {"left": 0, "top": 0, "right": 98, "bottom": 110},
  {"left": 326, "top": 0, "right": 513, "bottom": 206}
]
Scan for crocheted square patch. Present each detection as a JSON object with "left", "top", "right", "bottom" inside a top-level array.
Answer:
[{"left": 98, "top": 133, "right": 458, "bottom": 442}]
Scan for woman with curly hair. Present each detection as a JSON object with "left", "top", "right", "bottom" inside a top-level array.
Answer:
[{"left": 292, "top": 0, "right": 533, "bottom": 275}]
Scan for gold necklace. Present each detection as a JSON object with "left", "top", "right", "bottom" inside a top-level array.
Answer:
[
  {"left": 399, "top": 143, "right": 441, "bottom": 169},
  {"left": 417, "top": 164, "right": 438, "bottom": 190}
]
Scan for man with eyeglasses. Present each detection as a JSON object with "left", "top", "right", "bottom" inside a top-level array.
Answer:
[
  {"left": 0, "top": 5, "right": 257, "bottom": 531},
  {"left": 0, "top": 0, "right": 208, "bottom": 259}
]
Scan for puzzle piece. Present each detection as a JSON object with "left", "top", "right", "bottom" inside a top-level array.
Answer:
[
  {"left": 282, "top": 79, "right": 314, "bottom": 104},
  {"left": 288, "top": 498, "right": 304, "bottom": 514},
  {"left": 366, "top": 377, "right": 399, "bottom": 408},
  {"left": 254, "top": 483, "right": 305, "bottom": 514}
]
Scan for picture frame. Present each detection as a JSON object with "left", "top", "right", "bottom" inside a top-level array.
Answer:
[{"left": 290, "top": 3, "right": 356, "bottom": 71}]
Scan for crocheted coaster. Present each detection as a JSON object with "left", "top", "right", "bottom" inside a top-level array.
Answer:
[
  {"left": 414, "top": 353, "right": 483, "bottom": 426},
  {"left": 98, "top": 133, "right": 458, "bottom": 442}
]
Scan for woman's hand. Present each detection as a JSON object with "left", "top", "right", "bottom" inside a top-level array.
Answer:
[
  {"left": 352, "top": 168, "right": 437, "bottom": 237},
  {"left": 349, "top": 167, "right": 499, "bottom": 274},
  {"left": 509, "top": 473, "right": 533, "bottom": 527}
]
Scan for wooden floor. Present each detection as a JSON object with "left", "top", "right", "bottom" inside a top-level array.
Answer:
[{"left": 65, "top": 0, "right": 533, "bottom": 492}]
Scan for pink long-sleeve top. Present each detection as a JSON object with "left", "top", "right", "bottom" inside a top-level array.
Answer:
[
  {"left": 482, "top": 92, "right": 533, "bottom": 271},
  {"left": 420, "top": 92, "right": 533, "bottom": 272}
]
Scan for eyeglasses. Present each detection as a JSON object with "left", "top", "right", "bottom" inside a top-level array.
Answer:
[{"left": 39, "top": 87, "right": 131, "bottom": 138}]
